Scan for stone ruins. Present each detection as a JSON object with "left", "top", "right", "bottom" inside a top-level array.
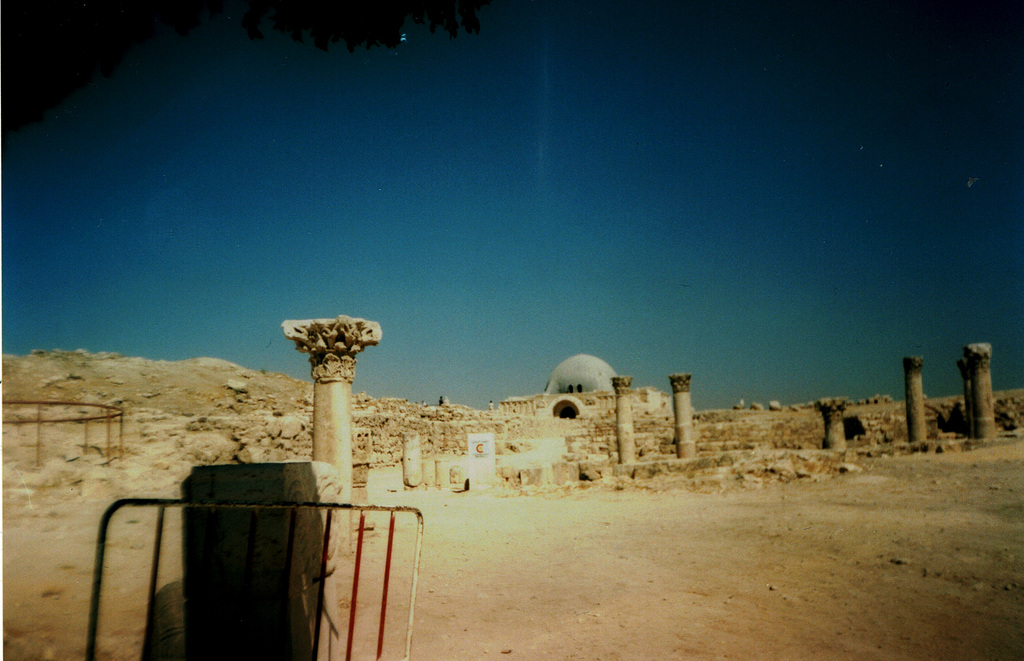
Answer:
[
  {"left": 267, "top": 317, "right": 1018, "bottom": 493},
  {"left": 282, "top": 315, "right": 381, "bottom": 504},
  {"left": 6, "top": 334, "right": 1019, "bottom": 495}
]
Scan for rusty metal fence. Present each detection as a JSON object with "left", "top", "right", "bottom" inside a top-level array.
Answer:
[
  {"left": 2, "top": 400, "right": 125, "bottom": 465},
  {"left": 87, "top": 499, "right": 424, "bottom": 661}
]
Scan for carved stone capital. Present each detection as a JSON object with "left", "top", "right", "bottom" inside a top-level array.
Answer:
[
  {"left": 611, "top": 376, "right": 633, "bottom": 395},
  {"left": 902, "top": 356, "right": 923, "bottom": 374},
  {"left": 282, "top": 315, "right": 382, "bottom": 383},
  {"left": 963, "top": 343, "right": 992, "bottom": 371},
  {"left": 814, "top": 397, "right": 848, "bottom": 415},
  {"left": 668, "top": 373, "right": 692, "bottom": 393}
]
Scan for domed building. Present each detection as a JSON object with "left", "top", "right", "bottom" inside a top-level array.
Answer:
[
  {"left": 543, "top": 354, "right": 617, "bottom": 395},
  {"left": 500, "top": 354, "right": 670, "bottom": 420}
]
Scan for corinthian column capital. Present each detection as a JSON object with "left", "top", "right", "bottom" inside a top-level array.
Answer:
[
  {"left": 282, "top": 315, "right": 382, "bottom": 383},
  {"left": 611, "top": 376, "right": 633, "bottom": 395},
  {"left": 814, "top": 397, "right": 848, "bottom": 415},
  {"left": 964, "top": 343, "right": 992, "bottom": 371},
  {"left": 668, "top": 373, "right": 692, "bottom": 393},
  {"left": 903, "top": 356, "right": 923, "bottom": 374}
]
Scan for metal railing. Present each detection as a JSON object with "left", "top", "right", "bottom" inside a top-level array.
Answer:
[
  {"left": 87, "top": 499, "right": 424, "bottom": 661},
  {"left": 2, "top": 400, "right": 125, "bottom": 465}
]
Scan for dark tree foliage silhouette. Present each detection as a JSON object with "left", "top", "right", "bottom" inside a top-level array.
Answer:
[{"left": 2, "top": 0, "right": 489, "bottom": 133}]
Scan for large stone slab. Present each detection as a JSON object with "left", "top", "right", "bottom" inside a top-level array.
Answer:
[
  {"left": 180, "top": 462, "right": 343, "bottom": 661},
  {"left": 550, "top": 461, "right": 580, "bottom": 485}
]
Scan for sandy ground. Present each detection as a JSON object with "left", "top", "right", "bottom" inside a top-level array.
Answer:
[{"left": 4, "top": 439, "right": 1023, "bottom": 660}]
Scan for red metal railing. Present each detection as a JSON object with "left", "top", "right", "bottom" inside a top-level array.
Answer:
[
  {"left": 3, "top": 400, "right": 125, "bottom": 465},
  {"left": 87, "top": 499, "right": 424, "bottom": 661}
]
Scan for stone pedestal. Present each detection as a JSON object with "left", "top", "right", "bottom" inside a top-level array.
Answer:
[
  {"left": 956, "top": 358, "right": 975, "bottom": 438},
  {"left": 180, "top": 462, "right": 344, "bottom": 661},
  {"left": 421, "top": 458, "right": 436, "bottom": 489},
  {"left": 283, "top": 316, "right": 381, "bottom": 504},
  {"left": 612, "top": 376, "right": 635, "bottom": 464},
  {"left": 903, "top": 356, "right": 926, "bottom": 444},
  {"left": 435, "top": 459, "right": 451, "bottom": 489},
  {"left": 815, "top": 397, "right": 848, "bottom": 451},
  {"left": 668, "top": 373, "right": 696, "bottom": 458},
  {"left": 964, "top": 343, "right": 995, "bottom": 439},
  {"left": 402, "top": 433, "right": 422, "bottom": 488}
]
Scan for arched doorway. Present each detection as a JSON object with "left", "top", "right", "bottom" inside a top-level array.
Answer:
[{"left": 552, "top": 399, "right": 580, "bottom": 419}]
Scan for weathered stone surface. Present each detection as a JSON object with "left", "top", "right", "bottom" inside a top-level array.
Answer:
[
  {"left": 815, "top": 397, "right": 849, "bottom": 450},
  {"left": 550, "top": 461, "right": 579, "bottom": 484},
  {"left": 633, "top": 461, "right": 669, "bottom": 479},
  {"left": 578, "top": 460, "right": 610, "bottom": 481},
  {"left": 269, "top": 415, "right": 304, "bottom": 440},
  {"left": 435, "top": 460, "right": 451, "bottom": 487},
  {"left": 519, "top": 467, "right": 545, "bottom": 486},
  {"left": 282, "top": 316, "right": 382, "bottom": 384},
  {"left": 284, "top": 314, "right": 382, "bottom": 505},
  {"left": 402, "top": 432, "right": 422, "bottom": 488},
  {"left": 498, "top": 465, "right": 520, "bottom": 485},
  {"left": 180, "top": 462, "right": 344, "bottom": 661},
  {"left": 669, "top": 373, "right": 697, "bottom": 459},
  {"left": 612, "top": 376, "right": 635, "bottom": 464},
  {"left": 964, "top": 343, "right": 995, "bottom": 439},
  {"left": 904, "top": 356, "right": 926, "bottom": 444},
  {"left": 612, "top": 463, "right": 635, "bottom": 479},
  {"left": 179, "top": 431, "right": 238, "bottom": 464}
]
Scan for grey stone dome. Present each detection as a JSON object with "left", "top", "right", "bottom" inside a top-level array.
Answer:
[{"left": 544, "top": 354, "right": 617, "bottom": 394}]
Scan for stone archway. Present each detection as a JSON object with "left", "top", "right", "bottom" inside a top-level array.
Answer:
[{"left": 552, "top": 398, "right": 581, "bottom": 419}]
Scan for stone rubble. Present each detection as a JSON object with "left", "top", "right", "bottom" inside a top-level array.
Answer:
[{"left": 3, "top": 350, "right": 1023, "bottom": 499}]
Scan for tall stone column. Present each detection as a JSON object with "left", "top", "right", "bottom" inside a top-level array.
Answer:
[
  {"left": 903, "top": 356, "right": 926, "bottom": 444},
  {"left": 283, "top": 316, "right": 381, "bottom": 504},
  {"left": 668, "top": 373, "right": 696, "bottom": 458},
  {"left": 402, "top": 432, "right": 422, "bottom": 488},
  {"left": 964, "top": 343, "right": 995, "bottom": 439},
  {"left": 612, "top": 376, "right": 635, "bottom": 464},
  {"left": 814, "top": 397, "right": 848, "bottom": 451},
  {"left": 956, "top": 358, "right": 975, "bottom": 438}
]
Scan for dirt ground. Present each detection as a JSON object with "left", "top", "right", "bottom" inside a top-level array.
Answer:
[{"left": 5, "top": 439, "right": 1023, "bottom": 660}]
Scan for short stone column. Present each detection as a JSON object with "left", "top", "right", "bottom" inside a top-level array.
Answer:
[
  {"left": 668, "top": 373, "right": 697, "bottom": 458},
  {"left": 815, "top": 397, "right": 848, "bottom": 451},
  {"left": 283, "top": 316, "right": 382, "bottom": 504},
  {"left": 956, "top": 358, "right": 975, "bottom": 438},
  {"left": 612, "top": 376, "right": 635, "bottom": 464},
  {"left": 402, "top": 432, "right": 422, "bottom": 488},
  {"left": 964, "top": 343, "right": 995, "bottom": 439},
  {"left": 903, "top": 356, "right": 926, "bottom": 444}
]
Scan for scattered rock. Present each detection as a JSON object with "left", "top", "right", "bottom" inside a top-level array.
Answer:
[
  {"left": 181, "top": 432, "right": 239, "bottom": 464},
  {"left": 269, "top": 415, "right": 304, "bottom": 440},
  {"left": 225, "top": 379, "right": 249, "bottom": 393}
]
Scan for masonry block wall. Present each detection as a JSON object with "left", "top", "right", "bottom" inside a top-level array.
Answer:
[{"left": 330, "top": 393, "right": 1022, "bottom": 467}]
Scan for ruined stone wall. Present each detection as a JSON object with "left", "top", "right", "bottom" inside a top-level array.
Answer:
[
  {"left": 318, "top": 392, "right": 1022, "bottom": 467},
  {"left": 350, "top": 395, "right": 597, "bottom": 466}
]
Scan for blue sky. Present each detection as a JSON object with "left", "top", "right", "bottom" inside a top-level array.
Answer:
[{"left": 3, "top": 0, "right": 1022, "bottom": 410}]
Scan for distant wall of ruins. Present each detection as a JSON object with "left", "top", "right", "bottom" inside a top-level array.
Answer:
[{"left": 348, "top": 393, "right": 1024, "bottom": 467}]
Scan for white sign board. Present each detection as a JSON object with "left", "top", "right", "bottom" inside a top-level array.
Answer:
[{"left": 466, "top": 432, "right": 497, "bottom": 487}]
